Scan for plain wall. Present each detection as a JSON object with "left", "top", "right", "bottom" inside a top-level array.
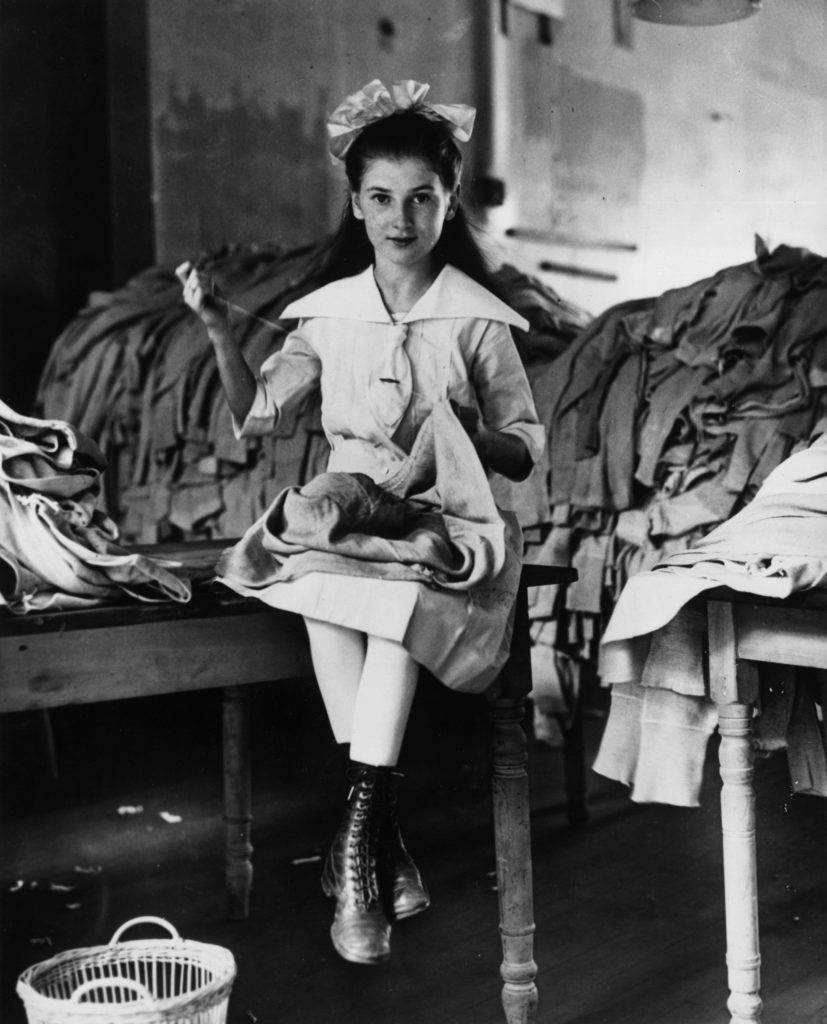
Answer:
[
  {"left": 145, "top": 0, "right": 827, "bottom": 315},
  {"left": 146, "top": 0, "right": 484, "bottom": 265},
  {"left": 493, "top": 0, "right": 827, "bottom": 312}
]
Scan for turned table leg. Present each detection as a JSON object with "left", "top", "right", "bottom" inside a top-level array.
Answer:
[
  {"left": 717, "top": 702, "right": 763, "bottom": 1023},
  {"left": 488, "top": 573, "right": 538, "bottom": 1024},
  {"left": 708, "top": 601, "right": 762, "bottom": 1024},
  {"left": 223, "top": 685, "right": 253, "bottom": 919},
  {"left": 484, "top": 564, "right": 576, "bottom": 1024},
  {"left": 488, "top": 692, "right": 538, "bottom": 1024}
]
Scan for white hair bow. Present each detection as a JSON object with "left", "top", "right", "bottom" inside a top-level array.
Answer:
[{"left": 326, "top": 79, "right": 476, "bottom": 164}]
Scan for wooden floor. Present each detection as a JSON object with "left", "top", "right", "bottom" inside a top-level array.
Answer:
[{"left": 2, "top": 676, "right": 826, "bottom": 1024}]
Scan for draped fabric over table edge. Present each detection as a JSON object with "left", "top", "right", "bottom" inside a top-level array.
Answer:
[{"left": 593, "top": 432, "right": 827, "bottom": 806}]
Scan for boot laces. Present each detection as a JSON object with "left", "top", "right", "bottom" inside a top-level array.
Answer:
[{"left": 346, "top": 776, "right": 382, "bottom": 906}]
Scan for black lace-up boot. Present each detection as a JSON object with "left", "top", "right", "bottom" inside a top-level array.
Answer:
[
  {"left": 321, "top": 763, "right": 391, "bottom": 964},
  {"left": 322, "top": 762, "right": 430, "bottom": 926},
  {"left": 382, "top": 770, "right": 430, "bottom": 920}
]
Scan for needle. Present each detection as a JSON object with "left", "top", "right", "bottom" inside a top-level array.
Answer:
[
  {"left": 180, "top": 258, "right": 288, "bottom": 332},
  {"left": 213, "top": 296, "right": 287, "bottom": 332}
]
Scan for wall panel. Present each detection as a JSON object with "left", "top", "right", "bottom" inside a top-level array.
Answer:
[{"left": 147, "top": 0, "right": 481, "bottom": 265}]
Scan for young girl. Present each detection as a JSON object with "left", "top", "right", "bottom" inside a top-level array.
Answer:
[{"left": 178, "top": 78, "right": 544, "bottom": 966}]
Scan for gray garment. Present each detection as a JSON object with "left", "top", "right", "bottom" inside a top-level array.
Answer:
[{"left": 218, "top": 397, "right": 508, "bottom": 590}]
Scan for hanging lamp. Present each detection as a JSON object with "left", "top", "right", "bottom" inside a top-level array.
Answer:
[{"left": 632, "top": 0, "right": 761, "bottom": 26}]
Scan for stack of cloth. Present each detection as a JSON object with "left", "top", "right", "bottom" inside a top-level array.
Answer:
[
  {"left": 33, "top": 239, "right": 590, "bottom": 546},
  {"left": 529, "top": 236, "right": 827, "bottom": 665},
  {"left": 593, "top": 430, "right": 827, "bottom": 806},
  {"left": 0, "top": 400, "right": 191, "bottom": 613},
  {"left": 33, "top": 241, "right": 329, "bottom": 545}
]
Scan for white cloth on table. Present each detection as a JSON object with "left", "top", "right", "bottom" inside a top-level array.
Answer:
[
  {"left": 594, "top": 432, "right": 827, "bottom": 806},
  {"left": 0, "top": 399, "right": 191, "bottom": 612}
]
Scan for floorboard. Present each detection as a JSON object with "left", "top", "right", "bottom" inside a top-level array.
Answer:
[{"left": 2, "top": 678, "right": 826, "bottom": 1024}]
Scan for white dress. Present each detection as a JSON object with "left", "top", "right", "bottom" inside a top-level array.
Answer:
[{"left": 218, "top": 264, "right": 545, "bottom": 692}]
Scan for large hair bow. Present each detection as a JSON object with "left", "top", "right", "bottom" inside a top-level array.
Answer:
[{"left": 326, "top": 79, "right": 476, "bottom": 164}]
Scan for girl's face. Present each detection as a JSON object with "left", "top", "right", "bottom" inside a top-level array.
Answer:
[{"left": 351, "top": 157, "right": 458, "bottom": 275}]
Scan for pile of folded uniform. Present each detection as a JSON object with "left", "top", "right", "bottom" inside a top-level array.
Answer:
[
  {"left": 33, "top": 239, "right": 590, "bottom": 547},
  {"left": 530, "top": 236, "right": 827, "bottom": 663}
]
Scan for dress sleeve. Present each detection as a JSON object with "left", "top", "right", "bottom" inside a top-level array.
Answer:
[
  {"left": 232, "top": 322, "right": 322, "bottom": 438},
  {"left": 471, "top": 321, "right": 546, "bottom": 463}
]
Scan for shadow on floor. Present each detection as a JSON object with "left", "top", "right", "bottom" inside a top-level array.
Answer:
[{"left": 2, "top": 677, "right": 826, "bottom": 1024}]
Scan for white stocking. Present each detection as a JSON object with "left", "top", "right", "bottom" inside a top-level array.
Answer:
[
  {"left": 303, "top": 619, "right": 419, "bottom": 766},
  {"left": 349, "top": 634, "right": 419, "bottom": 768},
  {"left": 304, "top": 617, "right": 365, "bottom": 743}
]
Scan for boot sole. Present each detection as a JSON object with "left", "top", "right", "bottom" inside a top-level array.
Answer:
[
  {"left": 330, "top": 925, "right": 390, "bottom": 965},
  {"left": 393, "top": 897, "right": 430, "bottom": 921}
]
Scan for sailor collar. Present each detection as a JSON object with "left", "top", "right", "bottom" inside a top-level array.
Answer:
[{"left": 281, "top": 264, "right": 529, "bottom": 331}]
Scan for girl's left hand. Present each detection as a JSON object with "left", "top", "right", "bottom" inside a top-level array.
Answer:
[
  {"left": 450, "top": 399, "right": 480, "bottom": 439},
  {"left": 450, "top": 400, "right": 492, "bottom": 466},
  {"left": 451, "top": 400, "right": 532, "bottom": 481}
]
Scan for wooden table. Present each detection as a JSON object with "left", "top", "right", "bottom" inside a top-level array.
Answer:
[
  {"left": 0, "top": 544, "right": 577, "bottom": 1024},
  {"left": 0, "top": 552, "right": 313, "bottom": 919},
  {"left": 706, "top": 586, "right": 827, "bottom": 1024}
]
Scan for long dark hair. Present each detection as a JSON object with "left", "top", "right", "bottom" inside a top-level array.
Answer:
[{"left": 308, "top": 110, "right": 505, "bottom": 298}]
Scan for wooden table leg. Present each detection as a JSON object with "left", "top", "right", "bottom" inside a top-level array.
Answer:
[
  {"left": 223, "top": 685, "right": 253, "bottom": 919},
  {"left": 488, "top": 691, "right": 538, "bottom": 1024},
  {"left": 485, "top": 566, "right": 577, "bottom": 1024},
  {"left": 708, "top": 601, "right": 763, "bottom": 1024}
]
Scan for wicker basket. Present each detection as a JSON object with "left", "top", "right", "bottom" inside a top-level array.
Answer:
[{"left": 16, "top": 917, "right": 236, "bottom": 1024}]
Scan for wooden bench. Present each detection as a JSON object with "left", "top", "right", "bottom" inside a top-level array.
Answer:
[
  {"left": 0, "top": 542, "right": 577, "bottom": 1024},
  {"left": 706, "top": 586, "right": 827, "bottom": 1024}
]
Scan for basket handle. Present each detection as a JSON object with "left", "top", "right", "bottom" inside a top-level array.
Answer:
[
  {"left": 70, "top": 977, "right": 156, "bottom": 1006},
  {"left": 109, "top": 916, "right": 181, "bottom": 944}
]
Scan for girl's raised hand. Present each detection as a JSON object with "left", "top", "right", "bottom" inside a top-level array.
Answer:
[{"left": 175, "top": 260, "right": 228, "bottom": 333}]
